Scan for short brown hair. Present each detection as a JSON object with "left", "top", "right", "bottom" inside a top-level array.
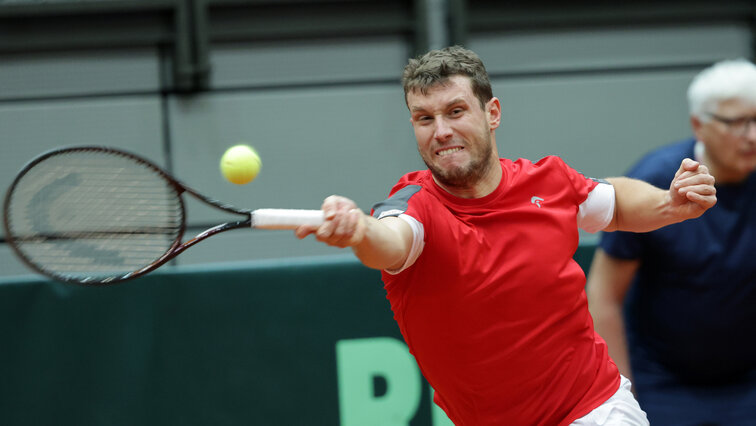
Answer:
[{"left": 402, "top": 46, "right": 493, "bottom": 108}]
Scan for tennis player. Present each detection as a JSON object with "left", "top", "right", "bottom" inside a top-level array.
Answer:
[{"left": 296, "top": 46, "right": 716, "bottom": 425}]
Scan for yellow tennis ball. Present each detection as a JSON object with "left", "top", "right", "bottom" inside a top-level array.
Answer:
[{"left": 220, "top": 144, "right": 261, "bottom": 185}]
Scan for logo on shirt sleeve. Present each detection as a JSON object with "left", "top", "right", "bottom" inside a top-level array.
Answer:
[{"left": 531, "top": 196, "right": 544, "bottom": 208}]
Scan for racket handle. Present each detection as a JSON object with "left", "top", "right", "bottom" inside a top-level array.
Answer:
[{"left": 251, "top": 209, "right": 324, "bottom": 229}]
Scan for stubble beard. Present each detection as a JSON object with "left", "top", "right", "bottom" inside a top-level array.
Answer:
[{"left": 422, "top": 135, "right": 495, "bottom": 189}]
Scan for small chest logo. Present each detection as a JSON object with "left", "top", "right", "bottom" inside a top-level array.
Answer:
[{"left": 531, "top": 196, "right": 544, "bottom": 208}]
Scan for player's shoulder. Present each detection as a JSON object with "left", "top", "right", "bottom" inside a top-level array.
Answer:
[
  {"left": 533, "top": 155, "right": 570, "bottom": 169},
  {"left": 388, "top": 170, "right": 432, "bottom": 196},
  {"left": 510, "top": 155, "right": 569, "bottom": 169},
  {"left": 508, "top": 155, "right": 574, "bottom": 177},
  {"left": 372, "top": 170, "right": 434, "bottom": 218},
  {"left": 629, "top": 138, "right": 695, "bottom": 184}
]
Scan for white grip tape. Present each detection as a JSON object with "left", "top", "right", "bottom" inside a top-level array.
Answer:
[{"left": 251, "top": 209, "right": 324, "bottom": 229}]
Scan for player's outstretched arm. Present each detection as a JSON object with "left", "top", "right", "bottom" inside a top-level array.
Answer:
[
  {"left": 603, "top": 158, "right": 716, "bottom": 232},
  {"left": 294, "top": 195, "right": 413, "bottom": 271}
]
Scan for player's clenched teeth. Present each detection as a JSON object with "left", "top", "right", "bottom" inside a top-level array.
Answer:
[{"left": 438, "top": 147, "right": 463, "bottom": 156}]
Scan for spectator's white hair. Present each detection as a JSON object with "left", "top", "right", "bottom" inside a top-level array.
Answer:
[{"left": 687, "top": 58, "right": 756, "bottom": 121}]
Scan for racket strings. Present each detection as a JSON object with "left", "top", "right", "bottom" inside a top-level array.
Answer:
[{"left": 6, "top": 150, "right": 183, "bottom": 281}]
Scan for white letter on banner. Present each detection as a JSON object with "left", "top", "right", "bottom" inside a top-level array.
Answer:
[{"left": 336, "top": 337, "right": 421, "bottom": 426}]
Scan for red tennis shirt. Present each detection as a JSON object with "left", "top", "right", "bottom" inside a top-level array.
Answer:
[{"left": 373, "top": 156, "right": 620, "bottom": 425}]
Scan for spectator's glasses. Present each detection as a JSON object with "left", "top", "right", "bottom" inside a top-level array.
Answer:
[{"left": 706, "top": 112, "right": 756, "bottom": 137}]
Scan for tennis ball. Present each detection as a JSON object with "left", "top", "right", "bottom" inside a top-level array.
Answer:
[{"left": 220, "top": 144, "right": 261, "bottom": 185}]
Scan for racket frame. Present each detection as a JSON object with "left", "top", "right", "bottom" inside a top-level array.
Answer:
[{"left": 3, "top": 145, "right": 257, "bottom": 285}]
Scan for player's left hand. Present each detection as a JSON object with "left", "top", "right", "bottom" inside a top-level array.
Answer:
[{"left": 668, "top": 158, "right": 717, "bottom": 219}]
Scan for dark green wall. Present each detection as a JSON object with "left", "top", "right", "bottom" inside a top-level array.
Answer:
[{"left": 0, "top": 247, "right": 597, "bottom": 426}]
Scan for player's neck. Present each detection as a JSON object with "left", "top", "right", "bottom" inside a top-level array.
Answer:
[{"left": 433, "top": 160, "right": 503, "bottom": 199}]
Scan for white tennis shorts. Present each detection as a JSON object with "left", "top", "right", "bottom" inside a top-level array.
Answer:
[{"left": 570, "top": 375, "right": 649, "bottom": 426}]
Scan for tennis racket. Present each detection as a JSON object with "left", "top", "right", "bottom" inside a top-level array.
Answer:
[{"left": 2, "top": 146, "right": 324, "bottom": 285}]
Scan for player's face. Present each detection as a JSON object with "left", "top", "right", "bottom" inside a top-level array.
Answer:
[
  {"left": 407, "top": 75, "right": 500, "bottom": 189},
  {"left": 695, "top": 98, "right": 756, "bottom": 184}
]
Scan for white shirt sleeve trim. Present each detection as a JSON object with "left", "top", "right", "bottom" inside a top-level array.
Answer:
[
  {"left": 384, "top": 213, "right": 425, "bottom": 275},
  {"left": 578, "top": 182, "right": 615, "bottom": 233}
]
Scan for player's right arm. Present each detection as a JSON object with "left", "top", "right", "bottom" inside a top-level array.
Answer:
[
  {"left": 294, "top": 195, "right": 413, "bottom": 271},
  {"left": 602, "top": 158, "right": 716, "bottom": 232},
  {"left": 585, "top": 248, "right": 640, "bottom": 383}
]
